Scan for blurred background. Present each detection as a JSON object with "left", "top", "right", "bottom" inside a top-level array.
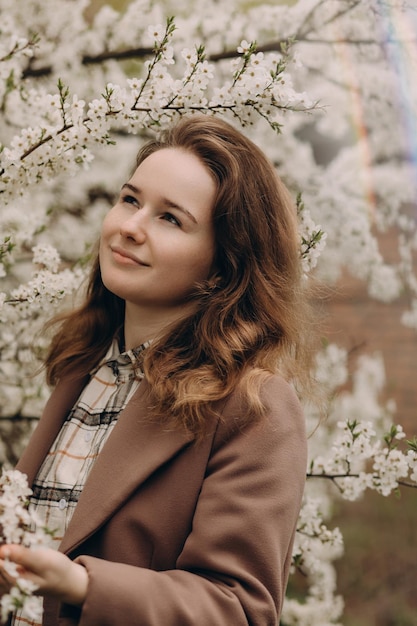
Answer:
[{"left": 326, "top": 253, "right": 417, "bottom": 625}]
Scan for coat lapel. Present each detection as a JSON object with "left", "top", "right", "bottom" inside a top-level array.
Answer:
[
  {"left": 59, "top": 379, "right": 194, "bottom": 555},
  {"left": 16, "top": 375, "right": 89, "bottom": 485}
]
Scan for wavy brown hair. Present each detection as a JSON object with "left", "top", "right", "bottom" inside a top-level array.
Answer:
[{"left": 45, "top": 114, "right": 316, "bottom": 437}]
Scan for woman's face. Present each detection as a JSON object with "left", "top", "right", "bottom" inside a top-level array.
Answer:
[{"left": 99, "top": 147, "right": 216, "bottom": 321}]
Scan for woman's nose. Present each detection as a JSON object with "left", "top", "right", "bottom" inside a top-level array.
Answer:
[{"left": 119, "top": 211, "right": 147, "bottom": 243}]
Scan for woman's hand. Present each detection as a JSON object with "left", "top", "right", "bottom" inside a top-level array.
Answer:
[{"left": 0, "top": 545, "right": 88, "bottom": 607}]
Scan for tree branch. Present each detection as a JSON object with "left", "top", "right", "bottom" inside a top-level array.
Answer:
[
  {"left": 22, "top": 46, "right": 154, "bottom": 79},
  {"left": 307, "top": 472, "right": 417, "bottom": 489},
  {"left": 21, "top": 31, "right": 414, "bottom": 80}
]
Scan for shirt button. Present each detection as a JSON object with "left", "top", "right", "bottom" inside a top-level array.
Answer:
[
  {"left": 58, "top": 498, "right": 67, "bottom": 510},
  {"left": 84, "top": 431, "right": 92, "bottom": 442}
]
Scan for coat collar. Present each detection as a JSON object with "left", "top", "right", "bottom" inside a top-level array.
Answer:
[
  {"left": 17, "top": 375, "right": 194, "bottom": 556},
  {"left": 17, "top": 375, "right": 89, "bottom": 485}
]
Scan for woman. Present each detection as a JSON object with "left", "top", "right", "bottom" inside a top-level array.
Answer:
[{"left": 0, "top": 114, "right": 311, "bottom": 625}]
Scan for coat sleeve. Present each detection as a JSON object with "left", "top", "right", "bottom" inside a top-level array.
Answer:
[{"left": 68, "top": 374, "right": 307, "bottom": 626}]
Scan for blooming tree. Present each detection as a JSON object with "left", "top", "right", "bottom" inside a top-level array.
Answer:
[{"left": 0, "top": 0, "right": 416, "bottom": 623}]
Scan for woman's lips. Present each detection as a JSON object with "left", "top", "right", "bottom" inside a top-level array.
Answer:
[{"left": 111, "top": 246, "right": 149, "bottom": 266}]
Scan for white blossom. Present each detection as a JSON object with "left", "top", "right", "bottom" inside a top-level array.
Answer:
[
  {"left": 32, "top": 244, "right": 61, "bottom": 273},
  {"left": 0, "top": 470, "right": 51, "bottom": 622}
]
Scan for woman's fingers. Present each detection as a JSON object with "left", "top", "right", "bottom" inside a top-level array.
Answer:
[
  {"left": 0, "top": 544, "right": 49, "bottom": 594},
  {"left": 0, "top": 545, "right": 88, "bottom": 606},
  {"left": 0, "top": 544, "right": 26, "bottom": 566}
]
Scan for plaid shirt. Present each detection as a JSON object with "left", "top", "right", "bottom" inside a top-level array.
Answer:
[{"left": 13, "top": 339, "right": 149, "bottom": 626}]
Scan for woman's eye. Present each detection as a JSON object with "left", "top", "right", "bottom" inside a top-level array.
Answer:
[
  {"left": 122, "top": 194, "right": 137, "bottom": 205},
  {"left": 162, "top": 212, "right": 181, "bottom": 227}
]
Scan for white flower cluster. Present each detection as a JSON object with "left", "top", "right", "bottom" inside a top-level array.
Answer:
[
  {"left": 0, "top": 469, "right": 49, "bottom": 623},
  {"left": 8, "top": 250, "right": 85, "bottom": 313},
  {"left": 297, "top": 194, "right": 327, "bottom": 275},
  {"left": 9, "top": 267, "right": 84, "bottom": 309},
  {"left": 284, "top": 497, "right": 344, "bottom": 625},
  {"left": 307, "top": 347, "right": 416, "bottom": 500},
  {"left": 0, "top": 26, "right": 35, "bottom": 105},
  {"left": 32, "top": 244, "right": 61, "bottom": 273},
  {"left": 0, "top": 245, "right": 86, "bottom": 418},
  {"left": 309, "top": 420, "right": 416, "bottom": 501},
  {"left": 0, "top": 10, "right": 314, "bottom": 206}
]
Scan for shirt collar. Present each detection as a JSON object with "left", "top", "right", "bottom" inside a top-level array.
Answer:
[{"left": 94, "top": 338, "right": 152, "bottom": 380}]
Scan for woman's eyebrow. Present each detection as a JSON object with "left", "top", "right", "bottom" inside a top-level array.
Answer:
[
  {"left": 121, "top": 182, "right": 139, "bottom": 195},
  {"left": 121, "top": 182, "right": 197, "bottom": 224}
]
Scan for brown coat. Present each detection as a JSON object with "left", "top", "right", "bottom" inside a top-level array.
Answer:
[{"left": 17, "top": 373, "right": 307, "bottom": 626}]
